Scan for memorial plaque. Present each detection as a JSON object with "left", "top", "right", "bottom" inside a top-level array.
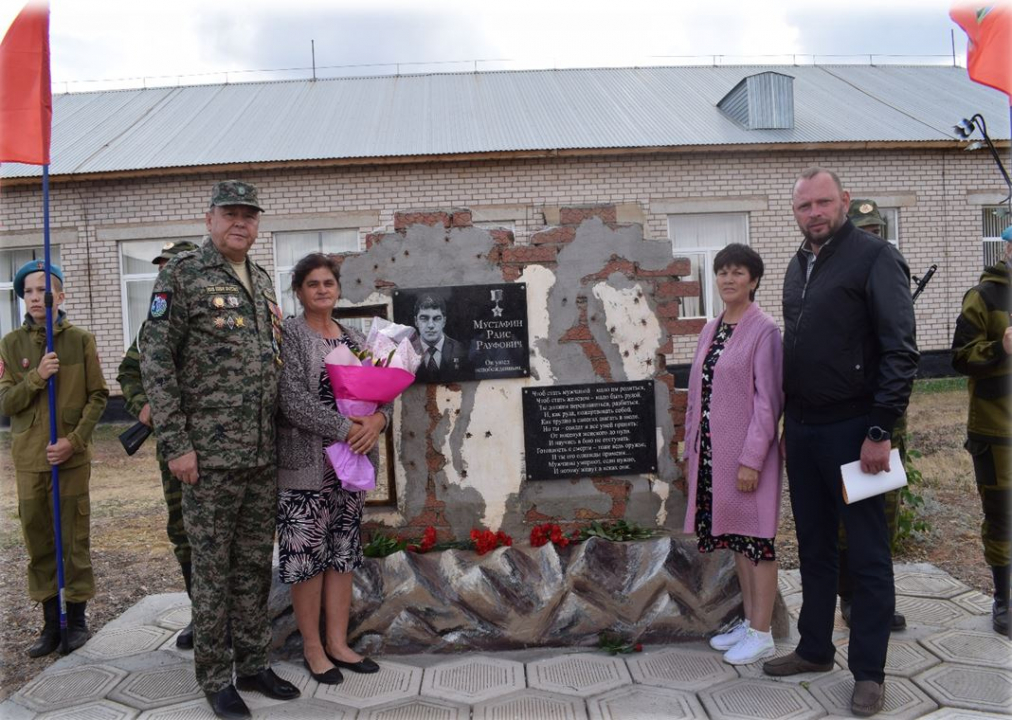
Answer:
[
  {"left": 393, "top": 284, "right": 529, "bottom": 384},
  {"left": 522, "top": 381, "right": 657, "bottom": 480}
]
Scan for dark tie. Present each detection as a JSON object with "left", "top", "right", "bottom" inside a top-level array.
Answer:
[{"left": 426, "top": 345, "right": 438, "bottom": 374}]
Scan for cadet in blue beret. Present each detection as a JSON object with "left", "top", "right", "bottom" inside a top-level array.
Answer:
[{"left": 0, "top": 260, "right": 109, "bottom": 657}]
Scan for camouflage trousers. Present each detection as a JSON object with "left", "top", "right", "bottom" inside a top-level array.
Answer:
[
  {"left": 157, "top": 453, "right": 191, "bottom": 567},
  {"left": 182, "top": 465, "right": 276, "bottom": 694},
  {"left": 838, "top": 416, "right": 907, "bottom": 598},
  {"left": 966, "top": 439, "right": 1011, "bottom": 569},
  {"left": 16, "top": 464, "right": 94, "bottom": 603}
]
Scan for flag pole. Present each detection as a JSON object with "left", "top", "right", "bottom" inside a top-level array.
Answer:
[{"left": 41, "top": 163, "right": 68, "bottom": 653}]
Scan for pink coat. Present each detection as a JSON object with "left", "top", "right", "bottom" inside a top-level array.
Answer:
[{"left": 682, "top": 302, "right": 784, "bottom": 539}]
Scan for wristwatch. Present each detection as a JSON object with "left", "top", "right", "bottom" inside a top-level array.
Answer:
[{"left": 867, "top": 426, "right": 891, "bottom": 442}]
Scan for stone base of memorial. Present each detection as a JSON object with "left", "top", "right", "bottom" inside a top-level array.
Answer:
[{"left": 268, "top": 534, "right": 789, "bottom": 655}]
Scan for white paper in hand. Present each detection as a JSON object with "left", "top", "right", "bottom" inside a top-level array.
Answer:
[{"left": 840, "top": 448, "right": 906, "bottom": 504}]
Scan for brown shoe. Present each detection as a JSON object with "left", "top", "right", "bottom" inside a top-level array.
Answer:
[
  {"left": 762, "top": 651, "right": 834, "bottom": 676},
  {"left": 852, "top": 680, "right": 884, "bottom": 717}
]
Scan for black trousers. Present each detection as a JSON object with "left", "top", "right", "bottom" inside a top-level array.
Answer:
[{"left": 785, "top": 414, "right": 894, "bottom": 683}]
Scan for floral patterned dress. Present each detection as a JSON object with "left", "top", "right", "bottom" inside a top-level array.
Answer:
[
  {"left": 276, "top": 332, "right": 368, "bottom": 584},
  {"left": 695, "top": 322, "right": 776, "bottom": 565}
]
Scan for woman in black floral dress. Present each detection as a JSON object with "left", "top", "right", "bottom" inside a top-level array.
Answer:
[{"left": 276, "top": 254, "right": 391, "bottom": 683}]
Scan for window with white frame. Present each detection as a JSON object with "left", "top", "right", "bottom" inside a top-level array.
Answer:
[
  {"left": 667, "top": 213, "right": 749, "bottom": 320},
  {"left": 878, "top": 207, "right": 899, "bottom": 248},
  {"left": 1, "top": 246, "right": 61, "bottom": 338},
  {"left": 274, "top": 229, "right": 359, "bottom": 317},
  {"left": 120, "top": 239, "right": 198, "bottom": 348},
  {"left": 982, "top": 205, "right": 1009, "bottom": 267}
]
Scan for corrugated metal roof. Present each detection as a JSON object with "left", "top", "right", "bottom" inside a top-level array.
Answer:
[{"left": 2, "top": 64, "right": 1007, "bottom": 179}]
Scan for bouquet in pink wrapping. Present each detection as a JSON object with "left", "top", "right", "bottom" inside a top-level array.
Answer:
[{"left": 324, "top": 319, "right": 421, "bottom": 491}]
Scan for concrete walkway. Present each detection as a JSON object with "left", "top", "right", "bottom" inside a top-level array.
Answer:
[{"left": 2, "top": 562, "right": 1009, "bottom": 719}]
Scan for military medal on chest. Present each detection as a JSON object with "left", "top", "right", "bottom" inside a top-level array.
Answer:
[{"left": 213, "top": 296, "right": 225, "bottom": 309}]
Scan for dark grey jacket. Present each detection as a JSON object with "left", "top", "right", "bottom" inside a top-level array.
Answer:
[
  {"left": 782, "top": 220, "right": 919, "bottom": 434},
  {"left": 276, "top": 314, "right": 392, "bottom": 491}
]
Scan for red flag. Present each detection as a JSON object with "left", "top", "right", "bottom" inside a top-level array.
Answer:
[
  {"left": 0, "top": 2, "right": 51, "bottom": 165},
  {"left": 950, "top": 4, "right": 1012, "bottom": 105}
]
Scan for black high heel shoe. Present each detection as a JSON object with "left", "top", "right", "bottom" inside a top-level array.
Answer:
[{"left": 303, "top": 658, "right": 344, "bottom": 685}]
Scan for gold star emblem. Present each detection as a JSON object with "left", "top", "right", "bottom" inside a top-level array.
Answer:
[
  {"left": 859, "top": 203, "right": 873, "bottom": 214},
  {"left": 235, "top": 316, "right": 245, "bottom": 328}
]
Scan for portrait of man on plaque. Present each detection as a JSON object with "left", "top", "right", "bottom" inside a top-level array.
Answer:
[{"left": 393, "top": 284, "right": 529, "bottom": 384}]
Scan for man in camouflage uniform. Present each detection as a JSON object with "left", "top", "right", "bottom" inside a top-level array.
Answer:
[
  {"left": 836, "top": 199, "right": 907, "bottom": 632},
  {"left": 140, "top": 181, "right": 297, "bottom": 720},
  {"left": 952, "top": 224, "right": 1011, "bottom": 637},
  {"left": 116, "top": 240, "right": 198, "bottom": 649}
]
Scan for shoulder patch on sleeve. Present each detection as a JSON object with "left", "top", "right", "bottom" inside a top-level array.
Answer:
[{"left": 148, "top": 291, "right": 173, "bottom": 320}]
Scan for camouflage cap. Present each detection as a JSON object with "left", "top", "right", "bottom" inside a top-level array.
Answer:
[
  {"left": 209, "top": 180, "right": 263, "bottom": 212},
  {"left": 848, "top": 199, "right": 885, "bottom": 229},
  {"left": 151, "top": 240, "right": 199, "bottom": 265}
]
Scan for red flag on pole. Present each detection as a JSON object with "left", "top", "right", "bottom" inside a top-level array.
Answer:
[
  {"left": 0, "top": 1, "right": 51, "bottom": 164},
  {"left": 950, "top": 4, "right": 1012, "bottom": 105}
]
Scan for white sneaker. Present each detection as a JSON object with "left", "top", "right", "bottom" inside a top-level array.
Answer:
[
  {"left": 709, "top": 618, "right": 750, "bottom": 651},
  {"left": 722, "top": 628, "right": 776, "bottom": 665}
]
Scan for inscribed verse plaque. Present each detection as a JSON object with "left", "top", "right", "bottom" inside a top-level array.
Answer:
[{"left": 522, "top": 381, "right": 657, "bottom": 480}]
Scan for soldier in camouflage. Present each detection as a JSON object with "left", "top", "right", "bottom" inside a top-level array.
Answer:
[
  {"left": 116, "top": 240, "right": 198, "bottom": 649},
  {"left": 837, "top": 199, "right": 907, "bottom": 632},
  {"left": 139, "top": 181, "right": 298, "bottom": 720},
  {"left": 952, "top": 225, "right": 1011, "bottom": 636}
]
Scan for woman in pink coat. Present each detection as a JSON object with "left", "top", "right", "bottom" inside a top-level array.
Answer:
[{"left": 683, "top": 243, "right": 784, "bottom": 666}]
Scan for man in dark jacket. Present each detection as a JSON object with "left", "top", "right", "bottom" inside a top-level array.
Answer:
[
  {"left": 763, "top": 168, "right": 918, "bottom": 718},
  {"left": 951, "top": 225, "right": 1011, "bottom": 636}
]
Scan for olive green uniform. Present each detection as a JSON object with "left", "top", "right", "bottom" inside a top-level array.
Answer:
[
  {"left": 952, "top": 262, "right": 1011, "bottom": 571},
  {"left": 139, "top": 238, "right": 282, "bottom": 694},
  {"left": 0, "top": 313, "right": 109, "bottom": 602},
  {"left": 116, "top": 335, "right": 190, "bottom": 568}
]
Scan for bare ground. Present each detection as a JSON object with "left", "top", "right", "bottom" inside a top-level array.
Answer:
[{"left": 0, "top": 380, "right": 989, "bottom": 700}]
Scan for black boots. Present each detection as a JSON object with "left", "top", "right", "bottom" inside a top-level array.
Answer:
[
  {"left": 28, "top": 597, "right": 60, "bottom": 658},
  {"left": 177, "top": 561, "right": 194, "bottom": 650},
  {"left": 65, "top": 601, "right": 89, "bottom": 652},
  {"left": 992, "top": 565, "right": 1010, "bottom": 637}
]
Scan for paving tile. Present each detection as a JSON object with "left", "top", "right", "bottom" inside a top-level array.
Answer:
[
  {"left": 626, "top": 647, "right": 736, "bottom": 691},
  {"left": 527, "top": 653, "right": 631, "bottom": 696},
  {"left": 239, "top": 661, "right": 318, "bottom": 712},
  {"left": 154, "top": 605, "right": 191, "bottom": 632},
  {"left": 36, "top": 699, "right": 139, "bottom": 719},
  {"left": 836, "top": 637, "right": 941, "bottom": 678},
  {"left": 948, "top": 590, "right": 993, "bottom": 617},
  {"left": 78, "top": 626, "right": 176, "bottom": 661},
  {"left": 914, "top": 664, "right": 1012, "bottom": 714},
  {"left": 587, "top": 685, "right": 707, "bottom": 720},
  {"left": 419, "top": 655, "right": 524, "bottom": 702},
  {"left": 919, "top": 629, "right": 1012, "bottom": 669},
  {"left": 893, "top": 571, "right": 970, "bottom": 600},
  {"left": 250, "top": 698, "right": 355, "bottom": 718},
  {"left": 895, "top": 596, "right": 971, "bottom": 627},
  {"left": 808, "top": 671, "right": 937, "bottom": 718},
  {"left": 0, "top": 699, "right": 38, "bottom": 720},
  {"left": 919, "top": 709, "right": 1012, "bottom": 719},
  {"left": 135, "top": 698, "right": 217, "bottom": 719},
  {"left": 107, "top": 661, "right": 201, "bottom": 711},
  {"left": 473, "top": 689, "right": 588, "bottom": 720},
  {"left": 359, "top": 697, "right": 469, "bottom": 720},
  {"left": 778, "top": 571, "right": 802, "bottom": 597},
  {"left": 314, "top": 660, "right": 421, "bottom": 709},
  {"left": 14, "top": 663, "right": 128, "bottom": 713},
  {"left": 700, "top": 677, "right": 826, "bottom": 720}
]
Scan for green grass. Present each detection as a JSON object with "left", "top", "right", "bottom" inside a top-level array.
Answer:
[{"left": 912, "top": 377, "right": 966, "bottom": 395}]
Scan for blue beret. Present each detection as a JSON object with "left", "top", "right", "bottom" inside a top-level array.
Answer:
[
  {"left": 13, "top": 260, "right": 64, "bottom": 299},
  {"left": 1001, "top": 225, "right": 1012, "bottom": 242}
]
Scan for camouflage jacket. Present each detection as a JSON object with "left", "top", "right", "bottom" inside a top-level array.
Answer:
[
  {"left": 139, "top": 238, "right": 283, "bottom": 469},
  {"left": 0, "top": 313, "right": 109, "bottom": 471},
  {"left": 952, "top": 262, "right": 1011, "bottom": 444},
  {"left": 116, "top": 334, "right": 147, "bottom": 419}
]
